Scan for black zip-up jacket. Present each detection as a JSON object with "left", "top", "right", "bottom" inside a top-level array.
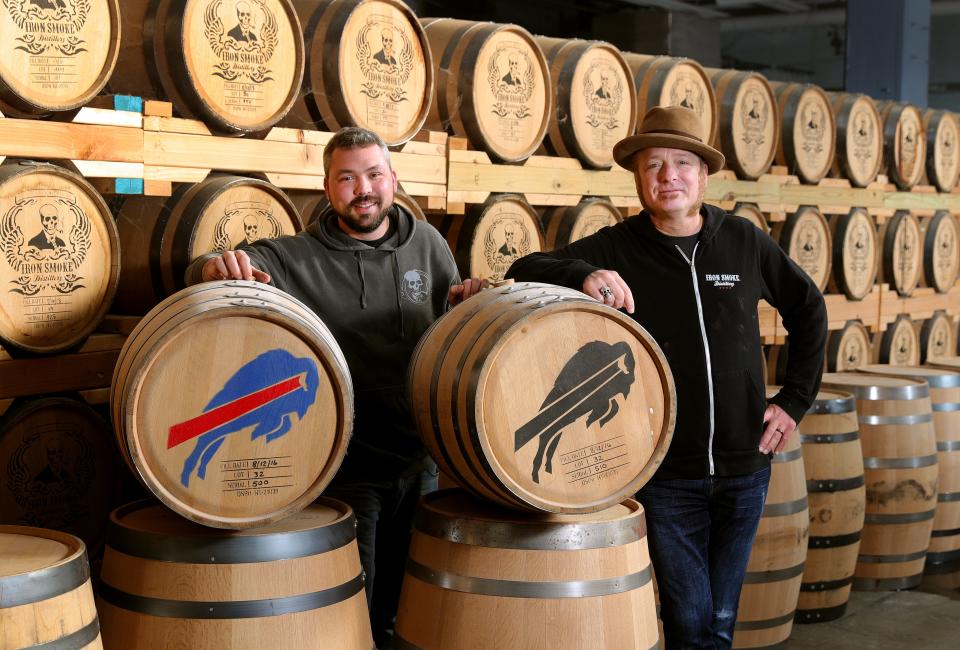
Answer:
[{"left": 506, "top": 203, "right": 827, "bottom": 479}]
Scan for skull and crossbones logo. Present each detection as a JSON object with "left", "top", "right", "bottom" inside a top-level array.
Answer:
[{"left": 402, "top": 269, "right": 429, "bottom": 304}]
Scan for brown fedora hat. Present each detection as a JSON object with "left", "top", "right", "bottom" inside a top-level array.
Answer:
[{"left": 613, "top": 105, "right": 725, "bottom": 174}]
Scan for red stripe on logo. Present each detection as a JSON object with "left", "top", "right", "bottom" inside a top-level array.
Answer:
[{"left": 166, "top": 375, "right": 305, "bottom": 449}]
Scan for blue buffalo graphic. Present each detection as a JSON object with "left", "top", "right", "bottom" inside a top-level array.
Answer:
[{"left": 169, "top": 349, "right": 320, "bottom": 488}]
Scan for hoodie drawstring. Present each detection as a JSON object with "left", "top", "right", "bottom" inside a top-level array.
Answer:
[
  {"left": 392, "top": 252, "right": 405, "bottom": 337},
  {"left": 355, "top": 251, "right": 367, "bottom": 309}
]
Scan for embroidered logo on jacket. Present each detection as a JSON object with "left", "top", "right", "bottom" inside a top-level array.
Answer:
[{"left": 705, "top": 273, "right": 741, "bottom": 289}]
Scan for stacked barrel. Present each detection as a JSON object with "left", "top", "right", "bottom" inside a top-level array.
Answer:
[{"left": 397, "top": 282, "right": 674, "bottom": 648}]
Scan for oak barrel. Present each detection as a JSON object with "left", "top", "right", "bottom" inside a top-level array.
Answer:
[
  {"left": 436, "top": 193, "right": 544, "bottom": 283},
  {"left": 0, "top": 0, "right": 119, "bottom": 118},
  {"left": 769, "top": 82, "right": 836, "bottom": 185},
  {"left": 289, "top": 0, "right": 432, "bottom": 145},
  {"left": 110, "top": 0, "right": 305, "bottom": 134},
  {"left": 706, "top": 68, "right": 779, "bottom": 180},
  {"left": 827, "top": 207, "right": 878, "bottom": 301},
  {"left": 794, "top": 391, "right": 865, "bottom": 624},
  {"left": 879, "top": 102, "right": 927, "bottom": 190},
  {"left": 857, "top": 365, "right": 960, "bottom": 589},
  {"left": 624, "top": 53, "right": 718, "bottom": 150},
  {"left": 771, "top": 205, "right": 831, "bottom": 292},
  {"left": 112, "top": 175, "right": 302, "bottom": 315},
  {"left": 826, "top": 320, "right": 874, "bottom": 372},
  {"left": 920, "top": 210, "right": 960, "bottom": 293},
  {"left": 408, "top": 282, "right": 676, "bottom": 513},
  {"left": 0, "top": 162, "right": 119, "bottom": 354},
  {"left": 878, "top": 210, "right": 923, "bottom": 297},
  {"left": 820, "top": 373, "right": 938, "bottom": 590},
  {"left": 733, "top": 413, "right": 808, "bottom": 648},
  {"left": 535, "top": 38, "right": 636, "bottom": 169},
  {"left": 97, "top": 499, "right": 371, "bottom": 649},
  {"left": 733, "top": 203, "right": 769, "bottom": 233},
  {"left": 875, "top": 314, "right": 920, "bottom": 366},
  {"left": 828, "top": 93, "right": 884, "bottom": 188},
  {"left": 920, "top": 311, "right": 957, "bottom": 365},
  {"left": 922, "top": 109, "right": 960, "bottom": 192},
  {"left": 110, "top": 280, "right": 353, "bottom": 528},
  {"left": 541, "top": 197, "right": 622, "bottom": 250},
  {"left": 422, "top": 18, "right": 551, "bottom": 163},
  {"left": 0, "top": 526, "right": 101, "bottom": 649},
  {"left": 394, "top": 489, "right": 659, "bottom": 649},
  {"left": 0, "top": 397, "right": 123, "bottom": 554}
]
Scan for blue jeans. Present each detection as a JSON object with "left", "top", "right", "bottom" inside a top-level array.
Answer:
[{"left": 636, "top": 466, "right": 770, "bottom": 650}]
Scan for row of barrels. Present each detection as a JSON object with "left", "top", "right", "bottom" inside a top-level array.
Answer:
[{"left": 2, "top": 0, "right": 958, "bottom": 190}]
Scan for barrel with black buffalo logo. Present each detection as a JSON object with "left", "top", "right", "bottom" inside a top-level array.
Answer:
[
  {"left": 408, "top": 282, "right": 676, "bottom": 513},
  {"left": 393, "top": 489, "right": 659, "bottom": 649},
  {"left": 111, "top": 280, "right": 353, "bottom": 529},
  {"left": 97, "top": 499, "right": 372, "bottom": 649}
]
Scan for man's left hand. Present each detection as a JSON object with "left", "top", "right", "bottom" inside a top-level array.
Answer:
[
  {"left": 448, "top": 278, "right": 489, "bottom": 306},
  {"left": 759, "top": 403, "right": 796, "bottom": 455}
]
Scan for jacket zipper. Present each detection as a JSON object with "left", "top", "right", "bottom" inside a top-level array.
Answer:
[{"left": 676, "top": 242, "right": 716, "bottom": 476}]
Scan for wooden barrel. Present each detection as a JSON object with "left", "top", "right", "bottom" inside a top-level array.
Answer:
[
  {"left": 733, "top": 202, "right": 769, "bottom": 233},
  {"left": 920, "top": 210, "right": 960, "bottom": 293},
  {"left": 0, "top": 397, "right": 123, "bottom": 554},
  {"left": 0, "top": 0, "right": 119, "bottom": 118},
  {"left": 110, "top": 280, "right": 353, "bottom": 529},
  {"left": 110, "top": 0, "right": 305, "bottom": 134},
  {"left": 878, "top": 102, "right": 927, "bottom": 190},
  {"left": 920, "top": 310, "right": 957, "bottom": 365},
  {"left": 0, "top": 526, "right": 101, "bottom": 649},
  {"left": 733, "top": 411, "right": 808, "bottom": 648},
  {"left": 826, "top": 320, "right": 874, "bottom": 372},
  {"left": 828, "top": 93, "right": 884, "bottom": 188},
  {"left": 922, "top": 109, "right": 960, "bottom": 193},
  {"left": 0, "top": 162, "right": 119, "bottom": 354},
  {"left": 875, "top": 314, "right": 920, "bottom": 366},
  {"left": 97, "top": 499, "right": 371, "bottom": 649},
  {"left": 827, "top": 207, "right": 878, "bottom": 301},
  {"left": 289, "top": 0, "right": 432, "bottom": 145},
  {"left": 705, "top": 68, "right": 779, "bottom": 180},
  {"left": 769, "top": 82, "right": 836, "bottom": 185},
  {"left": 394, "top": 489, "right": 659, "bottom": 649},
  {"left": 541, "top": 197, "right": 622, "bottom": 250},
  {"left": 422, "top": 18, "right": 551, "bottom": 163},
  {"left": 436, "top": 193, "right": 545, "bottom": 283},
  {"left": 820, "top": 373, "right": 938, "bottom": 590},
  {"left": 624, "top": 53, "right": 718, "bottom": 150},
  {"left": 878, "top": 209, "right": 923, "bottom": 297},
  {"left": 857, "top": 365, "right": 960, "bottom": 589},
  {"left": 112, "top": 175, "right": 302, "bottom": 315},
  {"left": 408, "top": 282, "right": 676, "bottom": 513},
  {"left": 534, "top": 38, "right": 635, "bottom": 169},
  {"left": 794, "top": 391, "right": 865, "bottom": 624},
  {"left": 771, "top": 205, "right": 831, "bottom": 292}
]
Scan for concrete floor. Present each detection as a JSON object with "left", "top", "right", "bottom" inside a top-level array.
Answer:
[{"left": 785, "top": 586, "right": 960, "bottom": 649}]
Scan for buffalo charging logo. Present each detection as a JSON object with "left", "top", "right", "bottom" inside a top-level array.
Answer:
[
  {"left": 167, "top": 349, "right": 319, "bottom": 488},
  {"left": 488, "top": 44, "right": 535, "bottom": 119},
  {"left": 582, "top": 62, "right": 623, "bottom": 130},
  {"left": 1, "top": 190, "right": 92, "bottom": 296},
  {"left": 204, "top": 0, "right": 278, "bottom": 84},
  {"left": 211, "top": 200, "right": 283, "bottom": 252},
  {"left": 356, "top": 16, "right": 415, "bottom": 104},
  {"left": 3, "top": 0, "right": 90, "bottom": 56},
  {"left": 514, "top": 341, "right": 635, "bottom": 484}
]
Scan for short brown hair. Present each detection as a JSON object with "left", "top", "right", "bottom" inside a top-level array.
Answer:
[{"left": 323, "top": 127, "right": 392, "bottom": 176}]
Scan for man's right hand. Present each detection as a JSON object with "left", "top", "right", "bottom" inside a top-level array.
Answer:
[
  {"left": 583, "top": 269, "right": 634, "bottom": 314},
  {"left": 201, "top": 250, "right": 272, "bottom": 284}
]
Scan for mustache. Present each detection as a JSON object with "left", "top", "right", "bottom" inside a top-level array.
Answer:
[{"left": 350, "top": 194, "right": 381, "bottom": 206}]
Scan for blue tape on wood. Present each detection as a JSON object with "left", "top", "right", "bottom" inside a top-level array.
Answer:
[
  {"left": 113, "top": 95, "right": 143, "bottom": 113},
  {"left": 115, "top": 178, "right": 144, "bottom": 194}
]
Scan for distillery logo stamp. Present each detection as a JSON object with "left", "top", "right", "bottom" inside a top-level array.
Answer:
[
  {"left": 740, "top": 87, "right": 769, "bottom": 161},
  {"left": 1, "top": 190, "right": 91, "bottom": 297},
  {"left": 483, "top": 214, "right": 532, "bottom": 281},
  {"left": 799, "top": 96, "right": 827, "bottom": 166},
  {"left": 851, "top": 106, "right": 876, "bottom": 174},
  {"left": 488, "top": 44, "right": 535, "bottom": 119},
  {"left": 211, "top": 200, "right": 283, "bottom": 252},
  {"left": 841, "top": 335, "right": 866, "bottom": 369},
  {"left": 795, "top": 220, "right": 824, "bottom": 281},
  {"left": 582, "top": 61, "right": 623, "bottom": 130},
  {"left": 167, "top": 349, "right": 319, "bottom": 489},
  {"left": 514, "top": 341, "right": 635, "bottom": 484},
  {"left": 670, "top": 73, "right": 707, "bottom": 120},
  {"left": 356, "top": 15, "right": 415, "bottom": 104},
  {"left": 204, "top": 0, "right": 278, "bottom": 86},
  {"left": 899, "top": 114, "right": 920, "bottom": 181},
  {"left": 4, "top": 0, "right": 90, "bottom": 56},
  {"left": 401, "top": 269, "right": 429, "bottom": 304}
]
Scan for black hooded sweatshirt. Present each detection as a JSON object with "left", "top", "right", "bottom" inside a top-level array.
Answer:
[{"left": 506, "top": 204, "right": 827, "bottom": 479}]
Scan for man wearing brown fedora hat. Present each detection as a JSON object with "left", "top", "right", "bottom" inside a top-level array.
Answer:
[{"left": 507, "top": 105, "right": 827, "bottom": 648}]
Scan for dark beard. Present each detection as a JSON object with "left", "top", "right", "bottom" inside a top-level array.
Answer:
[{"left": 339, "top": 195, "right": 392, "bottom": 233}]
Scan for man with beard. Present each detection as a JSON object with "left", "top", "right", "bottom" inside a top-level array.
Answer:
[{"left": 188, "top": 126, "right": 484, "bottom": 649}]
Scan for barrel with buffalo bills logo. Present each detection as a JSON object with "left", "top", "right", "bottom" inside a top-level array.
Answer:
[
  {"left": 393, "top": 489, "right": 659, "bottom": 649},
  {"left": 111, "top": 280, "right": 353, "bottom": 529},
  {"left": 97, "top": 499, "right": 371, "bottom": 648},
  {"left": 408, "top": 282, "right": 676, "bottom": 513}
]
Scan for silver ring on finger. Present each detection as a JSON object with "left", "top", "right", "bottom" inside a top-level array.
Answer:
[{"left": 600, "top": 286, "right": 614, "bottom": 298}]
